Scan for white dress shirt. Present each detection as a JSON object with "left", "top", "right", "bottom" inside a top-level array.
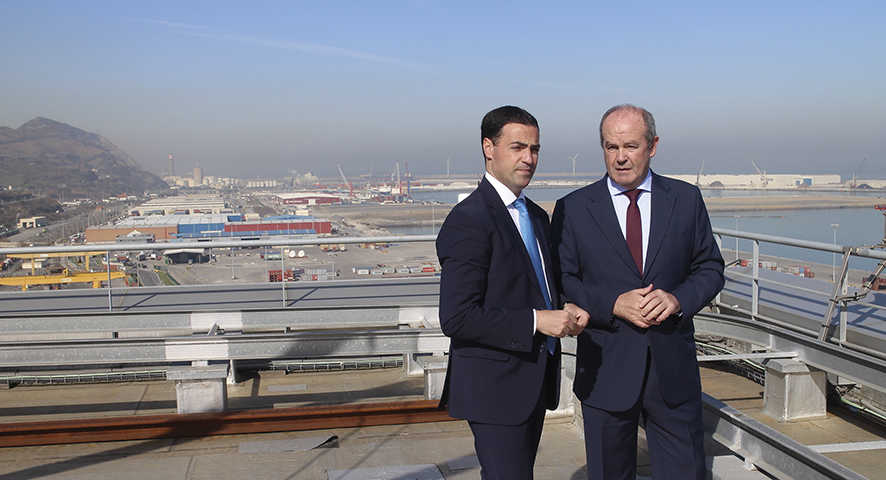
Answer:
[
  {"left": 484, "top": 172, "right": 551, "bottom": 333},
  {"left": 607, "top": 170, "right": 652, "bottom": 272}
]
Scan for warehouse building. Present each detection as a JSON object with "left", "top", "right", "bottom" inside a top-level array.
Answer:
[
  {"left": 276, "top": 192, "right": 345, "bottom": 206},
  {"left": 128, "top": 195, "right": 229, "bottom": 216},
  {"left": 85, "top": 214, "right": 331, "bottom": 243}
]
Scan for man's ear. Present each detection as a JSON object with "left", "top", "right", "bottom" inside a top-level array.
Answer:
[
  {"left": 648, "top": 136, "right": 659, "bottom": 158},
  {"left": 482, "top": 137, "right": 495, "bottom": 161}
]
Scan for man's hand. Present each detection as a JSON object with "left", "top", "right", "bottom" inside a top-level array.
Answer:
[
  {"left": 613, "top": 284, "right": 654, "bottom": 328},
  {"left": 613, "top": 283, "right": 681, "bottom": 328},
  {"left": 563, "top": 303, "right": 589, "bottom": 335},
  {"left": 536, "top": 309, "right": 579, "bottom": 338},
  {"left": 639, "top": 287, "right": 681, "bottom": 325}
]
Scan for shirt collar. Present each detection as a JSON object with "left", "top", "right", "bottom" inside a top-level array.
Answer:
[
  {"left": 607, "top": 170, "right": 653, "bottom": 198},
  {"left": 485, "top": 171, "right": 524, "bottom": 206}
]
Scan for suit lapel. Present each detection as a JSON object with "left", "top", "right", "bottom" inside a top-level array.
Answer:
[
  {"left": 584, "top": 179, "right": 640, "bottom": 276},
  {"left": 529, "top": 200, "right": 557, "bottom": 301},
  {"left": 478, "top": 178, "right": 518, "bottom": 252},
  {"left": 477, "top": 178, "right": 549, "bottom": 304},
  {"left": 643, "top": 173, "right": 676, "bottom": 280}
]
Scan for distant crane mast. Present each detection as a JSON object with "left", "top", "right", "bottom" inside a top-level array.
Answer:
[
  {"left": 395, "top": 161, "right": 402, "bottom": 197},
  {"left": 696, "top": 158, "right": 705, "bottom": 187},
  {"left": 850, "top": 157, "right": 867, "bottom": 189},
  {"left": 751, "top": 160, "right": 769, "bottom": 187},
  {"left": 336, "top": 164, "right": 353, "bottom": 197}
]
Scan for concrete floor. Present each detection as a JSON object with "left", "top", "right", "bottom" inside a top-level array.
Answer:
[{"left": 0, "top": 366, "right": 883, "bottom": 479}]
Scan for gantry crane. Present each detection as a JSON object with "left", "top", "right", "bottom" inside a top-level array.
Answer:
[
  {"left": 0, "top": 269, "right": 125, "bottom": 291},
  {"left": 337, "top": 164, "right": 353, "bottom": 197}
]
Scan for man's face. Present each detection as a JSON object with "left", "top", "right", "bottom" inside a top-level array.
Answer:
[
  {"left": 601, "top": 110, "right": 658, "bottom": 190},
  {"left": 484, "top": 122, "right": 540, "bottom": 196}
]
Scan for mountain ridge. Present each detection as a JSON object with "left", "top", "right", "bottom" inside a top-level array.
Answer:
[{"left": 0, "top": 117, "right": 168, "bottom": 198}]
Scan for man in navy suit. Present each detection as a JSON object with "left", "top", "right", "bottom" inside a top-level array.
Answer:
[
  {"left": 552, "top": 105, "right": 724, "bottom": 479},
  {"left": 437, "top": 105, "right": 588, "bottom": 480}
]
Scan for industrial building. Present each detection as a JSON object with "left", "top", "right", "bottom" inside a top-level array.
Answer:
[
  {"left": 17, "top": 216, "right": 47, "bottom": 229},
  {"left": 276, "top": 192, "right": 345, "bottom": 206},
  {"left": 128, "top": 195, "right": 229, "bottom": 216},
  {"left": 667, "top": 173, "right": 842, "bottom": 189},
  {"left": 85, "top": 214, "right": 332, "bottom": 243}
]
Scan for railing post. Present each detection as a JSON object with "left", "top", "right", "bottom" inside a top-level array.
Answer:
[
  {"left": 819, "top": 250, "right": 852, "bottom": 342},
  {"left": 714, "top": 234, "right": 723, "bottom": 308},
  {"left": 280, "top": 245, "right": 287, "bottom": 308},
  {"left": 752, "top": 240, "right": 760, "bottom": 318},
  {"left": 106, "top": 250, "right": 112, "bottom": 311},
  {"left": 839, "top": 261, "right": 849, "bottom": 345}
]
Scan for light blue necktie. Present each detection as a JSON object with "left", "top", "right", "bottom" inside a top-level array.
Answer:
[{"left": 514, "top": 197, "right": 557, "bottom": 355}]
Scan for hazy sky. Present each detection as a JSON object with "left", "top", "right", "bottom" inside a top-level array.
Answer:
[{"left": 2, "top": 2, "right": 884, "bottom": 179}]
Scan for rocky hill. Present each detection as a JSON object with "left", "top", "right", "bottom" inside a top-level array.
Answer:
[{"left": 0, "top": 117, "right": 169, "bottom": 198}]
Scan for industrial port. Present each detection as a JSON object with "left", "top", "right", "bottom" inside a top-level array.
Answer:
[{"left": 1, "top": 171, "right": 885, "bottom": 480}]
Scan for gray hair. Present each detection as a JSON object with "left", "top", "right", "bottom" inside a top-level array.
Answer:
[{"left": 598, "top": 104, "right": 657, "bottom": 150}]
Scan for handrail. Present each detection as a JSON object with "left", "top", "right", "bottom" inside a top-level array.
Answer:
[
  {"left": 712, "top": 228, "right": 885, "bottom": 350},
  {"left": 713, "top": 228, "right": 886, "bottom": 259},
  {"left": 0, "top": 235, "right": 438, "bottom": 255}
]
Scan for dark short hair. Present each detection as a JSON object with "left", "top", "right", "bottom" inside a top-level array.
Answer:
[
  {"left": 481, "top": 105, "right": 539, "bottom": 145},
  {"left": 599, "top": 104, "right": 657, "bottom": 150}
]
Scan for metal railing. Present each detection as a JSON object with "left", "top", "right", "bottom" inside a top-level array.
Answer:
[
  {"left": 0, "top": 235, "right": 437, "bottom": 311},
  {"left": 712, "top": 228, "right": 886, "bottom": 352}
]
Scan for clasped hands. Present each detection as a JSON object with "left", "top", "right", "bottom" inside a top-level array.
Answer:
[
  {"left": 536, "top": 303, "right": 589, "bottom": 338},
  {"left": 613, "top": 283, "right": 680, "bottom": 328}
]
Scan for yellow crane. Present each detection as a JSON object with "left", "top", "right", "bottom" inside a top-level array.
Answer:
[
  {"left": 0, "top": 269, "right": 125, "bottom": 291},
  {"left": 8, "top": 251, "right": 108, "bottom": 274}
]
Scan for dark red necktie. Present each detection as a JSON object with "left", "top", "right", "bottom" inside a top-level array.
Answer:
[{"left": 625, "top": 189, "right": 643, "bottom": 274}]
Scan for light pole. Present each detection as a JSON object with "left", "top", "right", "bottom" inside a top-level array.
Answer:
[
  {"left": 231, "top": 249, "right": 236, "bottom": 280},
  {"left": 831, "top": 223, "right": 839, "bottom": 283},
  {"left": 734, "top": 216, "right": 740, "bottom": 262}
]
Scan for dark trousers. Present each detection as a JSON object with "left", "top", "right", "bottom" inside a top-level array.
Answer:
[
  {"left": 581, "top": 351, "right": 705, "bottom": 480},
  {"left": 467, "top": 356, "right": 556, "bottom": 480}
]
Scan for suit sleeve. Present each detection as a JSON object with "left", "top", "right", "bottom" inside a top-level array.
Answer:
[
  {"left": 437, "top": 208, "right": 536, "bottom": 352},
  {"left": 671, "top": 187, "right": 725, "bottom": 317},
  {"left": 551, "top": 198, "right": 619, "bottom": 330}
]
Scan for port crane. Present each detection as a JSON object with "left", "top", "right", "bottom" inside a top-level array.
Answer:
[
  {"left": 849, "top": 157, "right": 866, "bottom": 188},
  {"left": 0, "top": 269, "right": 126, "bottom": 291},
  {"left": 751, "top": 160, "right": 769, "bottom": 187},
  {"left": 695, "top": 158, "right": 705, "bottom": 186},
  {"left": 336, "top": 164, "right": 353, "bottom": 197}
]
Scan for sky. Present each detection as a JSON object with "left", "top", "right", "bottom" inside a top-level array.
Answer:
[{"left": 2, "top": 1, "right": 884, "bottom": 179}]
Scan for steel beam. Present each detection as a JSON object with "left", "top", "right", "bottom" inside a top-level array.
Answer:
[
  {"left": 0, "top": 329, "right": 451, "bottom": 367},
  {"left": 695, "top": 313, "right": 886, "bottom": 394},
  {"left": 703, "top": 393, "right": 866, "bottom": 480},
  {"left": 0, "top": 399, "right": 454, "bottom": 447},
  {"left": 0, "top": 306, "right": 438, "bottom": 336},
  {"left": 696, "top": 352, "right": 797, "bottom": 362}
]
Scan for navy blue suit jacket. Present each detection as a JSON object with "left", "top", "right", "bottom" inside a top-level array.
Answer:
[
  {"left": 437, "top": 177, "right": 561, "bottom": 425},
  {"left": 552, "top": 172, "right": 724, "bottom": 412}
]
